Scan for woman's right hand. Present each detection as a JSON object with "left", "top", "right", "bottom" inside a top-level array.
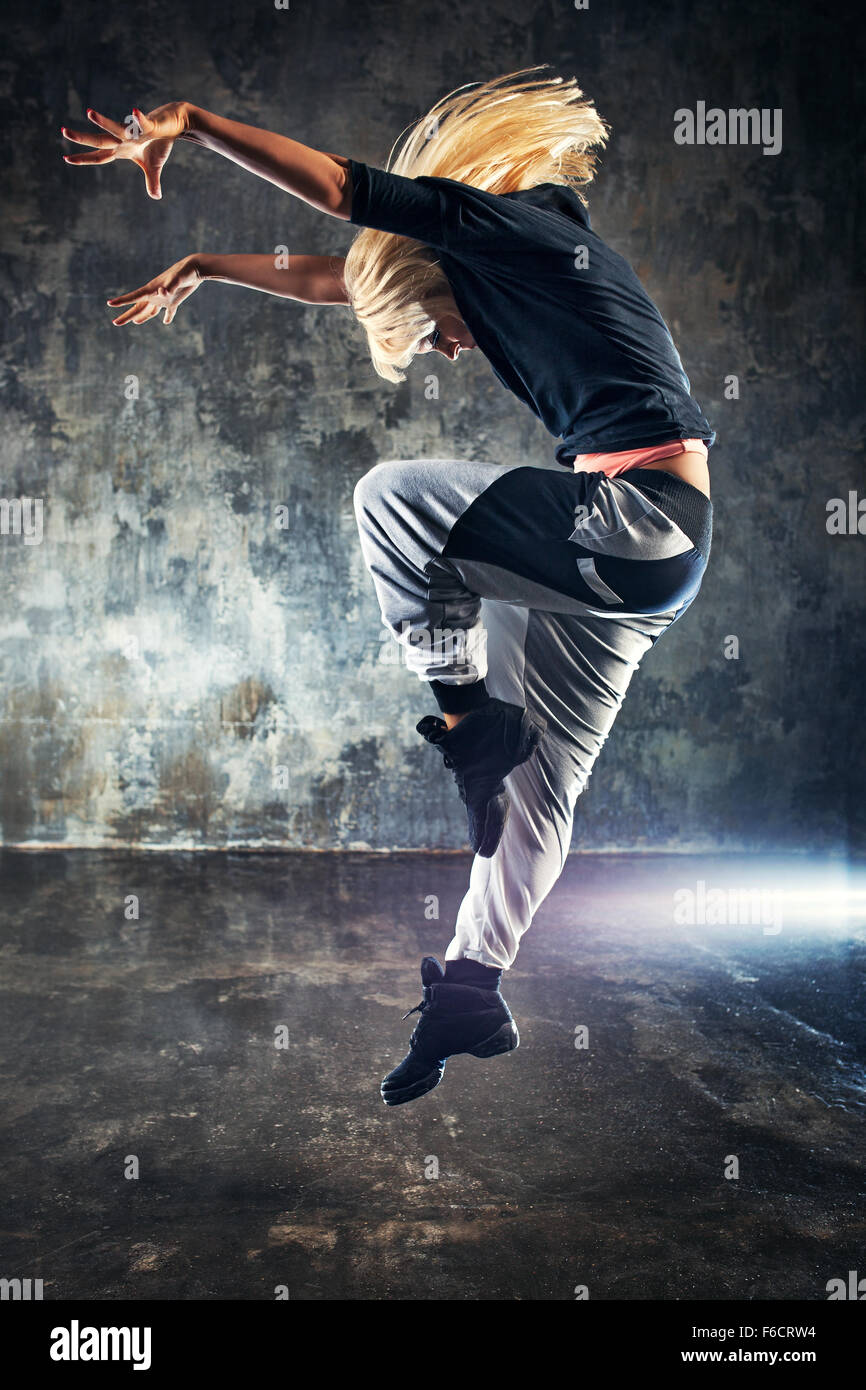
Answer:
[
  {"left": 62, "top": 101, "right": 191, "bottom": 200},
  {"left": 106, "top": 256, "right": 203, "bottom": 326}
]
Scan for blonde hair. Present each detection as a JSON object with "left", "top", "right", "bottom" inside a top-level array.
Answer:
[{"left": 343, "top": 66, "right": 609, "bottom": 382}]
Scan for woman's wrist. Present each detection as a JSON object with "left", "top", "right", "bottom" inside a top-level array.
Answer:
[
  {"left": 184, "top": 252, "right": 209, "bottom": 282},
  {"left": 180, "top": 103, "right": 205, "bottom": 141}
]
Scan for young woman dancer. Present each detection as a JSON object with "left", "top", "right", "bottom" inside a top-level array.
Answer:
[{"left": 63, "top": 69, "right": 715, "bottom": 1107}]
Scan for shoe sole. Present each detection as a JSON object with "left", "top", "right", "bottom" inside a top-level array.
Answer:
[
  {"left": 467, "top": 1018, "right": 520, "bottom": 1057},
  {"left": 380, "top": 1022, "right": 520, "bottom": 1106},
  {"left": 380, "top": 1068, "right": 444, "bottom": 1107},
  {"left": 476, "top": 714, "right": 547, "bottom": 858}
]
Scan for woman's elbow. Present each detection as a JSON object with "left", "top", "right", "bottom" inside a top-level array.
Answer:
[{"left": 323, "top": 157, "right": 353, "bottom": 220}]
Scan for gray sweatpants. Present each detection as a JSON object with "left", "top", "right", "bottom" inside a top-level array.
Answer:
[{"left": 353, "top": 457, "right": 711, "bottom": 969}]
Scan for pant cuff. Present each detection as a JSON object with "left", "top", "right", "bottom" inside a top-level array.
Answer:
[
  {"left": 429, "top": 678, "right": 491, "bottom": 714},
  {"left": 450, "top": 948, "right": 511, "bottom": 970}
]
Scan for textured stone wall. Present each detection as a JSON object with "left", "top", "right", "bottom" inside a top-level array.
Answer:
[{"left": 1, "top": 0, "right": 861, "bottom": 851}]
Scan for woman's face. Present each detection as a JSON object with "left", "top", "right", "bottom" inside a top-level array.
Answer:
[{"left": 416, "top": 295, "right": 476, "bottom": 361}]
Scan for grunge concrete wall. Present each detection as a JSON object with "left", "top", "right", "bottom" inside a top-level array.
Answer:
[{"left": 0, "top": 0, "right": 862, "bottom": 851}]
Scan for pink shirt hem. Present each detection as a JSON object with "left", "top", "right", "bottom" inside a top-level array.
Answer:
[{"left": 571, "top": 438, "right": 709, "bottom": 478}]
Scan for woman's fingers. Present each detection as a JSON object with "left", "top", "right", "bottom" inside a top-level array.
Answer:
[
  {"left": 106, "top": 259, "right": 197, "bottom": 327},
  {"left": 111, "top": 301, "right": 148, "bottom": 325},
  {"left": 62, "top": 105, "right": 182, "bottom": 200},
  {"left": 136, "top": 157, "right": 163, "bottom": 200},
  {"left": 63, "top": 147, "right": 118, "bottom": 165},
  {"left": 86, "top": 108, "right": 127, "bottom": 139},
  {"left": 61, "top": 126, "right": 117, "bottom": 149},
  {"left": 131, "top": 107, "right": 154, "bottom": 135},
  {"left": 109, "top": 293, "right": 177, "bottom": 326},
  {"left": 107, "top": 282, "right": 156, "bottom": 306}
]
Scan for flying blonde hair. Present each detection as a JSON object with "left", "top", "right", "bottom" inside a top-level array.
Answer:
[{"left": 343, "top": 66, "right": 609, "bottom": 382}]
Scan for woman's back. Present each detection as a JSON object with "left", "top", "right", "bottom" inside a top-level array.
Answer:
[{"left": 347, "top": 160, "right": 715, "bottom": 467}]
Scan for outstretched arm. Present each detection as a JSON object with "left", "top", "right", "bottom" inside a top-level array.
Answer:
[
  {"left": 194, "top": 253, "right": 348, "bottom": 303},
  {"left": 62, "top": 101, "right": 353, "bottom": 215},
  {"left": 106, "top": 253, "right": 348, "bottom": 326},
  {"left": 183, "top": 106, "right": 352, "bottom": 218}
]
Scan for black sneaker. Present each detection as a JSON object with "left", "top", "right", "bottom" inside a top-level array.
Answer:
[
  {"left": 416, "top": 698, "right": 546, "bottom": 857},
  {"left": 380, "top": 956, "right": 519, "bottom": 1107}
]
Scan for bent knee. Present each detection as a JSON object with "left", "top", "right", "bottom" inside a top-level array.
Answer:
[{"left": 353, "top": 459, "right": 424, "bottom": 517}]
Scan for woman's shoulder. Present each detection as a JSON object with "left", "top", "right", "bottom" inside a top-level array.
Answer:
[
  {"left": 501, "top": 182, "right": 591, "bottom": 226},
  {"left": 416, "top": 175, "right": 594, "bottom": 244}
]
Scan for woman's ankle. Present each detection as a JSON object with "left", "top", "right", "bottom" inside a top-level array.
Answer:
[{"left": 429, "top": 677, "right": 491, "bottom": 720}]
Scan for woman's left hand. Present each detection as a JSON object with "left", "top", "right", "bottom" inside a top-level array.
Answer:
[{"left": 62, "top": 102, "right": 190, "bottom": 200}]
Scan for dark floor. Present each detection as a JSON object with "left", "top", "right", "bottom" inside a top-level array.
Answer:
[{"left": 0, "top": 848, "right": 864, "bottom": 1301}]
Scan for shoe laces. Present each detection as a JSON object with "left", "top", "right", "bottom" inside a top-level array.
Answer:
[{"left": 401, "top": 984, "right": 436, "bottom": 1020}]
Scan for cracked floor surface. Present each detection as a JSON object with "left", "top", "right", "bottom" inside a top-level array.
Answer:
[{"left": 0, "top": 849, "right": 863, "bottom": 1300}]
